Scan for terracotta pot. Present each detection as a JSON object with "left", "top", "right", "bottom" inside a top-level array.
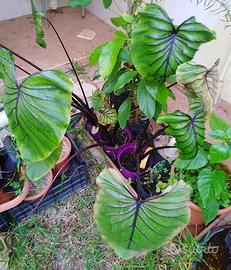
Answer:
[
  {"left": 24, "top": 170, "right": 53, "bottom": 201},
  {"left": 53, "top": 136, "right": 72, "bottom": 175},
  {"left": 0, "top": 179, "right": 30, "bottom": 213}
]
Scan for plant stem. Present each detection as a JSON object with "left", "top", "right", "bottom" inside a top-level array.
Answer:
[
  {"left": 0, "top": 43, "right": 42, "bottom": 71},
  {"left": 42, "top": 17, "right": 89, "bottom": 108}
]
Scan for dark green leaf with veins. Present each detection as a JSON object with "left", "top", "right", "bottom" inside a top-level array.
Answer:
[
  {"left": 94, "top": 168, "right": 191, "bottom": 259},
  {"left": 131, "top": 4, "right": 215, "bottom": 79},
  {"left": 157, "top": 99, "right": 205, "bottom": 159},
  {"left": 0, "top": 48, "right": 73, "bottom": 180}
]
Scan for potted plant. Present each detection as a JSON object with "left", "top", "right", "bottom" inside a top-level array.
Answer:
[
  {"left": 88, "top": 2, "right": 223, "bottom": 259},
  {"left": 11, "top": 0, "right": 230, "bottom": 261}
]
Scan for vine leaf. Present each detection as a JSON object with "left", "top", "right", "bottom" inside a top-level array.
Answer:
[
  {"left": 30, "top": 0, "right": 46, "bottom": 48},
  {"left": 176, "top": 61, "right": 220, "bottom": 115},
  {"left": 0, "top": 48, "right": 73, "bottom": 180},
  {"left": 131, "top": 4, "right": 215, "bottom": 79},
  {"left": 157, "top": 99, "right": 205, "bottom": 159},
  {"left": 94, "top": 168, "right": 191, "bottom": 259}
]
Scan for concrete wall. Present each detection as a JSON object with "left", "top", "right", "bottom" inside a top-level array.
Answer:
[
  {"left": 87, "top": 0, "right": 231, "bottom": 103},
  {"left": 0, "top": 0, "right": 68, "bottom": 21}
]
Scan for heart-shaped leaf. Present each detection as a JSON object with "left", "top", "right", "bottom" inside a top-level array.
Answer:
[
  {"left": 131, "top": 4, "right": 215, "bottom": 79},
  {"left": 157, "top": 99, "right": 205, "bottom": 159},
  {"left": 0, "top": 48, "right": 73, "bottom": 168},
  {"left": 176, "top": 61, "right": 220, "bottom": 115},
  {"left": 94, "top": 168, "right": 191, "bottom": 259}
]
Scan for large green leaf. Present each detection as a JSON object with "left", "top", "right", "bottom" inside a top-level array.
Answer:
[
  {"left": 0, "top": 48, "right": 73, "bottom": 166},
  {"left": 99, "top": 31, "right": 126, "bottom": 78},
  {"left": 157, "top": 99, "right": 205, "bottom": 159},
  {"left": 176, "top": 61, "right": 220, "bottom": 115},
  {"left": 30, "top": 0, "right": 46, "bottom": 48},
  {"left": 26, "top": 146, "right": 61, "bottom": 181},
  {"left": 68, "top": 0, "right": 94, "bottom": 7},
  {"left": 198, "top": 168, "right": 226, "bottom": 224},
  {"left": 94, "top": 168, "right": 191, "bottom": 259},
  {"left": 118, "top": 97, "right": 131, "bottom": 129},
  {"left": 131, "top": 4, "right": 215, "bottom": 79}
]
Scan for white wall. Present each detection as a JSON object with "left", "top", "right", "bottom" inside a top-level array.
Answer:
[
  {"left": 0, "top": 0, "right": 68, "bottom": 21},
  {"left": 87, "top": 0, "right": 231, "bottom": 103}
]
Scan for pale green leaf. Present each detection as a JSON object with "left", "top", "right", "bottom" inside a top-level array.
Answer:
[
  {"left": 94, "top": 168, "right": 191, "bottom": 259},
  {"left": 176, "top": 61, "right": 220, "bottom": 115}
]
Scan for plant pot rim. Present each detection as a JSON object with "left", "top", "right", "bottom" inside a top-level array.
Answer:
[
  {"left": 188, "top": 200, "right": 231, "bottom": 216},
  {"left": 24, "top": 170, "right": 53, "bottom": 201},
  {"left": 0, "top": 179, "right": 31, "bottom": 213},
  {"left": 55, "top": 136, "right": 72, "bottom": 166}
]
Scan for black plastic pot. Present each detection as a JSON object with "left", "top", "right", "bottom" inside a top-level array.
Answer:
[
  {"left": 193, "top": 225, "right": 231, "bottom": 270},
  {"left": 0, "top": 136, "right": 17, "bottom": 182},
  {"left": 0, "top": 135, "right": 89, "bottom": 232}
]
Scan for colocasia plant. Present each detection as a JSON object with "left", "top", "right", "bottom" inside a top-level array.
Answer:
[
  {"left": 89, "top": 3, "right": 230, "bottom": 259},
  {"left": 2, "top": 0, "right": 230, "bottom": 261}
]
